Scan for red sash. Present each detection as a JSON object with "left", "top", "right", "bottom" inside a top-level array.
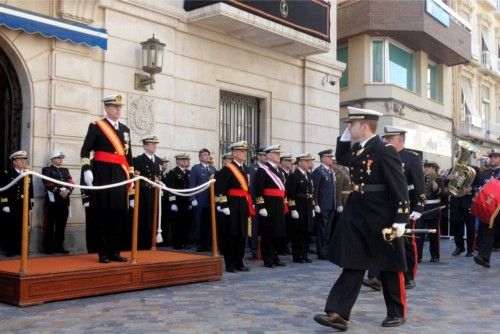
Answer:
[
  {"left": 262, "top": 188, "right": 289, "bottom": 213},
  {"left": 94, "top": 119, "right": 130, "bottom": 191},
  {"left": 226, "top": 163, "right": 255, "bottom": 217}
]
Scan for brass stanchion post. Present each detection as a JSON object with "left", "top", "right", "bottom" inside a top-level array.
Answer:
[
  {"left": 209, "top": 180, "right": 218, "bottom": 257},
  {"left": 150, "top": 186, "right": 159, "bottom": 251},
  {"left": 20, "top": 173, "right": 30, "bottom": 274},
  {"left": 131, "top": 178, "right": 140, "bottom": 264}
]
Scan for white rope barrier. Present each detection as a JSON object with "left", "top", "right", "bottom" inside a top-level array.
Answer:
[{"left": 0, "top": 170, "right": 214, "bottom": 197}]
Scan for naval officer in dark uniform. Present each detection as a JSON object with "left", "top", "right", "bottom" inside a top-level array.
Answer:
[
  {"left": 133, "top": 135, "right": 162, "bottom": 250},
  {"left": 286, "top": 153, "right": 315, "bottom": 263},
  {"left": 254, "top": 144, "right": 287, "bottom": 268},
  {"left": 314, "top": 107, "right": 410, "bottom": 331},
  {"left": 215, "top": 141, "right": 253, "bottom": 273},
  {"left": 382, "top": 126, "right": 426, "bottom": 289},
  {"left": 2, "top": 150, "right": 34, "bottom": 256},
  {"left": 41, "top": 150, "right": 74, "bottom": 254},
  {"left": 81, "top": 94, "right": 133, "bottom": 263}
]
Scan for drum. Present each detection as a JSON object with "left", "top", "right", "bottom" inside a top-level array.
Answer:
[{"left": 471, "top": 178, "right": 500, "bottom": 228}]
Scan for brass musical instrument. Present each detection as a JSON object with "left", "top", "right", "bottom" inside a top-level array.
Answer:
[{"left": 448, "top": 140, "right": 478, "bottom": 197}]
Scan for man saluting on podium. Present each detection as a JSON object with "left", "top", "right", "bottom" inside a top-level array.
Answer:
[{"left": 80, "top": 94, "right": 134, "bottom": 263}]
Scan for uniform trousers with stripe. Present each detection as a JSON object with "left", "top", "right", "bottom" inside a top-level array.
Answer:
[
  {"left": 416, "top": 218, "right": 440, "bottom": 260},
  {"left": 325, "top": 269, "right": 406, "bottom": 320}
]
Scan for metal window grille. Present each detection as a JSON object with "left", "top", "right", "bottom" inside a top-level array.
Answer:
[{"left": 219, "top": 91, "right": 260, "bottom": 166}]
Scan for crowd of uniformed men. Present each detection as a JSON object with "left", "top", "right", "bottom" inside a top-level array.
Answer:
[{"left": 0, "top": 94, "right": 499, "bottom": 329}]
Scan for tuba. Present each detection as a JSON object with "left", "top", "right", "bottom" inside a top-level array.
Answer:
[{"left": 448, "top": 140, "right": 478, "bottom": 197}]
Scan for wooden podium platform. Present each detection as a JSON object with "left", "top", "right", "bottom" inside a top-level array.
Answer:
[{"left": 0, "top": 250, "right": 223, "bottom": 307}]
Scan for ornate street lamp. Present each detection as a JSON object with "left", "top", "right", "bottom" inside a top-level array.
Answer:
[{"left": 134, "top": 34, "right": 166, "bottom": 91}]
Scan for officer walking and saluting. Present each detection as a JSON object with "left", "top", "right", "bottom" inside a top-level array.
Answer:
[
  {"left": 314, "top": 107, "right": 410, "bottom": 331},
  {"left": 80, "top": 94, "right": 133, "bottom": 263},
  {"left": 132, "top": 135, "right": 162, "bottom": 250},
  {"left": 215, "top": 141, "right": 254, "bottom": 273},
  {"left": 42, "top": 150, "right": 74, "bottom": 254}
]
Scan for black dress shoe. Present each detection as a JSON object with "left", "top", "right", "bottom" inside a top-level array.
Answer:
[
  {"left": 226, "top": 268, "right": 237, "bottom": 273},
  {"left": 99, "top": 256, "right": 110, "bottom": 263},
  {"left": 109, "top": 254, "right": 128, "bottom": 262},
  {"left": 473, "top": 256, "right": 491, "bottom": 268},
  {"left": 313, "top": 313, "right": 348, "bottom": 331},
  {"left": 452, "top": 248, "right": 465, "bottom": 256},
  {"left": 405, "top": 280, "right": 416, "bottom": 289},
  {"left": 236, "top": 266, "right": 250, "bottom": 272},
  {"left": 264, "top": 263, "right": 275, "bottom": 268},
  {"left": 274, "top": 261, "right": 287, "bottom": 267},
  {"left": 55, "top": 248, "right": 70, "bottom": 254},
  {"left": 429, "top": 258, "right": 440, "bottom": 263},
  {"left": 362, "top": 277, "right": 381, "bottom": 291},
  {"left": 381, "top": 316, "right": 405, "bottom": 327},
  {"left": 293, "top": 259, "right": 305, "bottom": 263},
  {"left": 304, "top": 258, "right": 313, "bottom": 263},
  {"left": 317, "top": 255, "right": 326, "bottom": 260},
  {"left": 465, "top": 251, "right": 474, "bottom": 257}
]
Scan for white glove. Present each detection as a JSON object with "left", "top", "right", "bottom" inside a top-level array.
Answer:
[
  {"left": 340, "top": 125, "right": 351, "bottom": 142},
  {"left": 314, "top": 205, "right": 321, "bottom": 213},
  {"left": 291, "top": 210, "right": 299, "bottom": 219},
  {"left": 129, "top": 199, "right": 134, "bottom": 208},
  {"left": 84, "top": 170, "right": 93, "bottom": 186},
  {"left": 83, "top": 202, "right": 90, "bottom": 208},
  {"left": 312, "top": 210, "right": 316, "bottom": 218},
  {"left": 222, "top": 207, "right": 230, "bottom": 216},
  {"left": 191, "top": 199, "right": 198, "bottom": 207},
  {"left": 171, "top": 204, "right": 178, "bottom": 212},
  {"left": 259, "top": 208, "right": 268, "bottom": 217},
  {"left": 2, "top": 206, "right": 10, "bottom": 213},
  {"left": 409, "top": 211, "right": 422, "bottom": 221},
  {"left": 392, "top": 223, "right": 406, "bottom": 238},
  {"left": 59, "top": 187, "right": 69, "bottom": 199},
  {"left": 216, "top": 206, "right": 222, "bottom": 212},
  {"left": 336, "top": 205, "right": 343, "bottom": 213}
]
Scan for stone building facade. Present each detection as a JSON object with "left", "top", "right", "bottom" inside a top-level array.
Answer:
[{"left": 0, "top": 0, "right": 343, "bottom": 252}]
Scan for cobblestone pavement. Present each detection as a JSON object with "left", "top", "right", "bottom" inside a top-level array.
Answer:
[{"left": 0, "top": 239, "right": 499, "bottom": 334}]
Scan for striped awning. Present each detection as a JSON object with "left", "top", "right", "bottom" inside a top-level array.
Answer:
[{"left": 0, "top": 4, "right": 107, "bottom": 50}]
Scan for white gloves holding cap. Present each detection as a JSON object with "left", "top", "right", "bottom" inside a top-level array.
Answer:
[
  {"left": 314, "top": 205, "right": 321, "bottom": 214},
  {"left": 129, "top": 199, "right": 134, "bottom": 208},
  {"left": 222, "top": 207, "right": 230, "bottom": 216},
  {"left": 392, "top": 223, "right": 407, "bottom": 238},
  {"left": 84, "top": 170, "right": 93, "bottom": 186},
  {"left": 336, "top": 205, "right": 343, "bottom": 213},
  {"left": 259, "top": 208, "right": 268, "bottom": 217},
  {"left": 171, "top": 204, "right": 178, "bottom": 212},
  {"left": 2, "top": 206, "right": 10, "bottom": 213},
  {"left": 291, "top": 210, "right": 299, "bottom": 219},
  {"left": 191, "top": 199, "right": 198, "bottom": 207}
]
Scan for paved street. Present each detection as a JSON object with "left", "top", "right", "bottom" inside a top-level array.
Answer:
[{"left": 0, "top": 239, "right": 499, "bottom": 334}]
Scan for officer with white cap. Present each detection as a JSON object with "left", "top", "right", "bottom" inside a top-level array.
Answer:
[
  {"left": 315, "top": 106, "right": 410, "bottom": 330},
  {"left": 41, "top": 150, "right": 74, "bottom": 254},
  {"left": 3, "top": 150, "right": 34, "bottom": 256},
  {"left": 165, "top": 153, "right": 192, "bottom": 250},
  {"left": 132, "top": 135, "right": 162, "bottom": 250},
  {"left": 80, "top": 93, "right": 133, "bottom": 263}
]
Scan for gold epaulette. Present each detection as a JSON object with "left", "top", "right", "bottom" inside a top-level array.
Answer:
[
  {"left": 256, "top": 196, "right": 264, "bottom": 205},
  {"left": 0, "top": 197, "right": 8, "bottom": 203}
]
